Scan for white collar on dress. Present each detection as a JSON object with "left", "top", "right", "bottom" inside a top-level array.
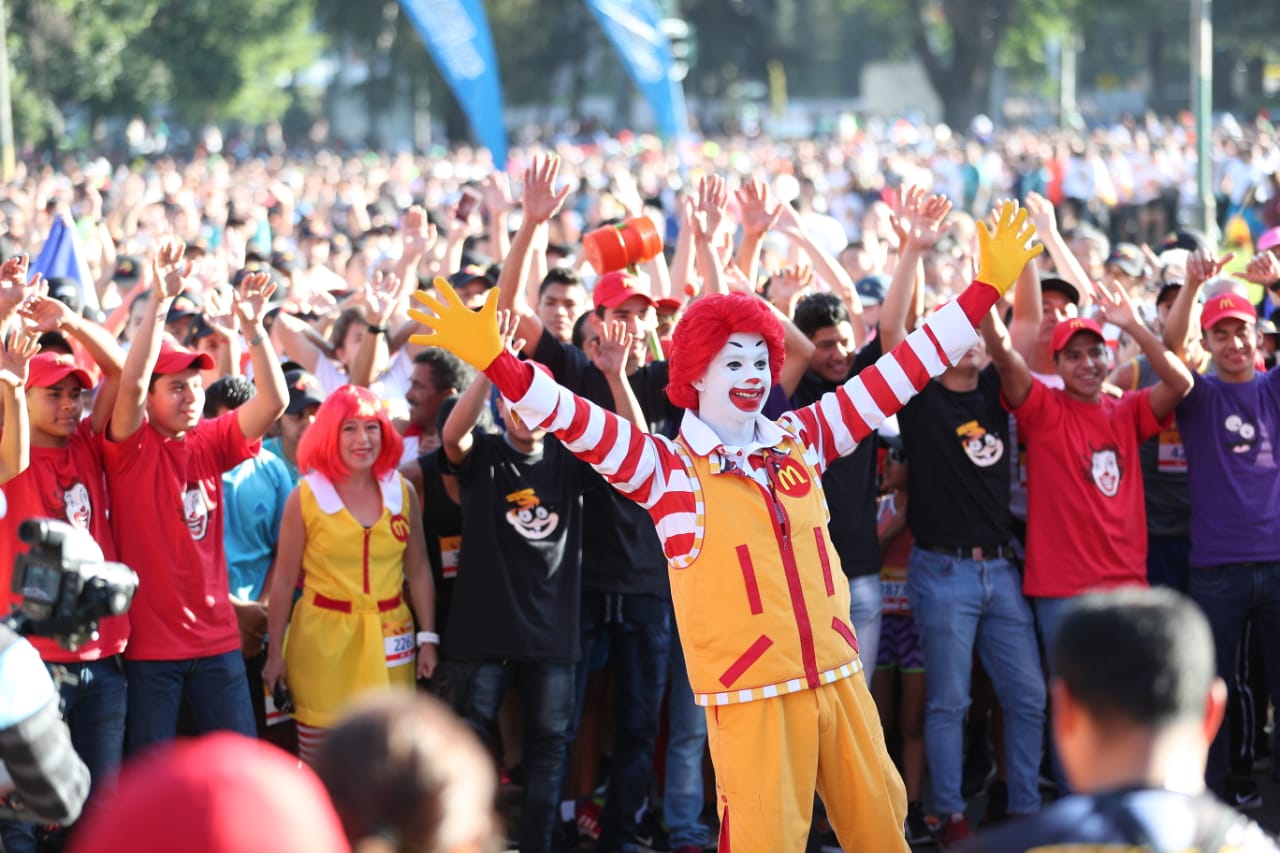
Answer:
[{"left": 304, "top": 470, "right": 402, "bottom": 515}]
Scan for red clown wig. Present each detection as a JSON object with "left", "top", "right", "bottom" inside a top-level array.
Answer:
[
  {"left": 297, "top": 384, "right": 403, "bottom": 482},
  {"left": 666, "top": 293, "right": 785, "bottom": 410}
]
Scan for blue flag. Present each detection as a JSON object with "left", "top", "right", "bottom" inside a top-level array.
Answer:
[
  {"left": 31, "top": 216, "right": 99, "bottom": 313},
  {"left": 399, "top": 0, "right": 508, "bottom": 164},
  {"left": 583, "top": 0, "right": 689, "bottom": 141}
]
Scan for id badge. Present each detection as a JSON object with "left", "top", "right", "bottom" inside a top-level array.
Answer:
[
  {"left": 384, "top": 620, "right": 416, "bottom": 668},
  {"left": 1157, "top": 427, "right": 1187, "bottom": 473},
  {"left": 439, "top": 534, "right": 461, "bottom": 579}
]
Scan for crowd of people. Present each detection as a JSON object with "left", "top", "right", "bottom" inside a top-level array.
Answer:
[{"left": 0, "top": 111, "right": 1278, "bottom": 853}]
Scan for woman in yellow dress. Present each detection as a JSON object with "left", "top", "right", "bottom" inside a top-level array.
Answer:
[{"left": 264, "top": 384, "right": 438, "bottom": 762}]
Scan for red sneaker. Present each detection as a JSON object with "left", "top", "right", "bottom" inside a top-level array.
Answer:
[{"left": 941, "top": 813, "right": 972, "bottom": 848}]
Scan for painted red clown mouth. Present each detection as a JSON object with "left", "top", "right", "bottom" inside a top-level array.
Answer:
[{"left": 729, "top": 386, "right": 764, "bottom": 412}]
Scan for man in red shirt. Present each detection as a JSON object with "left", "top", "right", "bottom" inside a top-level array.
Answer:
[
  {"left": 103, "top": 238, "right": 286, "bottom": 754},
  {"left": 982, "top": 279, "right": 1192, "bottom": 653}
]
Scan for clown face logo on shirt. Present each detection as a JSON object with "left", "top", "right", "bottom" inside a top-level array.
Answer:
[
  {"left": 504, "top": 487, "right": 559, "bottom": 541},
  {"left": 183, "top": 484, "right": 209, "bottom": 541},
  {"left": 1223, "top": 414, "right": 1257, "bottom": 454},
  {"left": 62, "top": 483, "right": 91, "bottom": 530},
  {"left": 955, "top": 420, "right": 1004, "bottom": 468},
  {"left": 1087, "top": 445, "right": 1122, "bottom": 497}
]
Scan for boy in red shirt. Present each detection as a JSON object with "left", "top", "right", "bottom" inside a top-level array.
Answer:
[
  {"left": 982, "top": 279, "right": 1192, "bottom": 650},
  {"left": 103, "top": 238, "right": 287, "bottom": 753},
  {"left": 0, "top": 287, "right": 128, "bottom": 850}
]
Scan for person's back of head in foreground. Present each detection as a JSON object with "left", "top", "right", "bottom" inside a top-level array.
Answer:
[
  {"left": 68, "top": 732, "right": 349, "bottom": 853},
  {"left": 960, "top": 588, "right": 1280, "bottom": 853},
  {"left": 313, "top": 691, "right": 500, "bottom": 853},
  {"left": 1052, "top": 586, "right": 1224, "bottom": 796}
]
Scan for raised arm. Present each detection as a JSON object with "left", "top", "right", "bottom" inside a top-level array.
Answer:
[
  {"left": 1163, "top": 249, "right": 1231, "bottom": 366},
  {"left": 19, "top": 290, "right": 126, "bottom": 433},
  {"left": 589, "top": 319, "right": 647, "bottom": 429},
  {"left": 109, "top": 237, "right": 186, "bottom": 442},
  {"left": 348, "top": 271, "right": 406, "bottom": 388},
  {"left": 496, "top": 154, "right": 570, "bottom": 355},
  {"left": 880, "top": 187, "right": 952, "bottom": 352},
  {"left": 1024, "top": 191, "right": 1096, "bottom": 310},
  {"left": 409, "top": 281, "right": 674, "bottom": 511},
  {"left": 441, "top": 371, "right": 491, "bottom": 466},
  {"left": 774, "top": 199, "right": 864, "bottom": 335},
  {"left": 0, "top": 326, "right": 39, "bottom": 484},
  {"left": 788, "top": 200, "right": 1042, "bottom": 464},
  {"left": 981, "top": 306, "right": 1034, "bottom": 408},
  {"left": 1094, "top": 277, "right": 1191, "bottom": 420},
  {"left": 735, "top": 178, "right": 782, "bottom": 287},
  {"left": 230, "top": 271, "right": 288, "bottom": 442}
]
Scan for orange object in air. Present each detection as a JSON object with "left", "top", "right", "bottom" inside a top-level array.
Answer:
[{"left": 583, "top": 216, "right": 663, "bottom": 273}]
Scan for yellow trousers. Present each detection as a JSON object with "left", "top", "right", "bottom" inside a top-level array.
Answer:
[{"left": 705, "top": 673, "right": 908, "bottom": 853}]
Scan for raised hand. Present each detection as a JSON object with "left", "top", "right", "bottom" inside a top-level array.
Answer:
[
  {"left": 1238, "top": 251, "right": 1280, "bottom": 288},
  {"left": 522, "top": 154, "right": 571, "bottom": 225},
  {"left": 362, "top": 270, "right": 404, "bottom": 328},
  {"left": 408, "top": 278, "right": 503, "bottom": 370},
  {"left": 736, "top": 179, "right": 781, "bottom": 237},
  {"left": 894, "top": 185, "right": 952, "bottom": 250},
  {"left": 1185, "top": 248, "right": 1234, "bottom": 290},
  {"left": 696, "top": 175, "right": 729, "bottom": 240},
  {"left": 203, "top": 287, "right": 239, "bottom": 341},
  {"left": 1094, "top": 276, "right": 1144, "bottom": 332},
  {"left": 401, "top": 205, "right": 437, "bottom": 258},
  {"left": 0, "top": 255, "right": 41, "bottom": 318},
  {"left": 1022, "top": 191, "right": 1058, "bottom": 236},
  {"left": 591, "top": 319, "right": 634, "bottom": 378},
  {"left": 230, "top": 270, "right": 277, "bottom": 332},
  {"left": 483, "top": 171, "right": 515, "bottom": 218},
  {"left": 0, "top": 324, "right": 40, "bottom": 389},
  {"left": 976, "top": 200, "right": 1044, "bottom": 295},
  {"left": 771, "top": 263, "right": 815, "bottom": 306},
  {"left": 610, "top": 167, "right": 645, "bottom": 220},
  {"left": 495, "top": 308, "right": 527, "bottom": 356},
  {"left": 152, "top": 236, "right": 189, "bottom": 299},
  {"left": 18, "top": 293, "right": 75, "bottom": 333}
]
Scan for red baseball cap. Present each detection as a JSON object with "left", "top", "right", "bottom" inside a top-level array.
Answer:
[
  {"left": 1050, "top": 317, "right": 1105, "bottom": 357},
  {"left": 25, "top": 353, "right": 92, "bottom": 390},
  {"left": 68, "top": 733, "right": 349, "bottom": 853},
  {"left": 153, "top": 339, "right": 215, "bottom": 376},
  {"left": 592, "top": 270, "right": 654, "bottom": 311},
  {"left": 1199, "top": 292, "right": 1256, "bottom": 331},
  {"left": 655, "top": 297, "right": 684, "bottom": 314}
]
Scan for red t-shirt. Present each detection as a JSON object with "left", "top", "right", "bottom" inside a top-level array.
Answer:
[
  {"left": 103, "top": 412, "right": 257, "bottom": 661},
  {"left": 0, "top": 419, "right": 129, "bottom": 663},
  {"left": 1007, "top": 381, "right": 1165, "bottom": 598}
]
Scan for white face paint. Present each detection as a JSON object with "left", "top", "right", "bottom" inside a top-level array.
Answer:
[{"left": 693, "top": 332, "right": 771, "bottom": 440}]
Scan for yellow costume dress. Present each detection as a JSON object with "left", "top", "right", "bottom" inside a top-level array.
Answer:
[{"left": 285, "top": 471, "right": 417, "bottom": 728}]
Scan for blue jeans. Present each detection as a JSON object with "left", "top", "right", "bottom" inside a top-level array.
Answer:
[
  {"left": 126, "top": 650, "right": 255, "bottom": 755},
  {"left": 1187, "top": 562, "right": 1280, "bottom": 791},
  {"left": 663, "top": 621, "right": 709, "bottom": 848},
  {"left": 1147, "top": 535, "right": 1192, "bottom": 592},
  {"left": 1033, "top": 595, "right": 1077, "bottom": 794},
  {"left": 849, "top": 573, "right": 882, "bottom": 686},
  {"left": 907, "top": 549, "right": 1045, "bottom": 816},
  {"left": 461, "top": 661, "right": 575, "bottom": 853},
  {"left": 0, "top": 657, "right": 127, "bottom": 853},
  {"left": 569, "top": 591, "right": 672, "bottom": 853}
]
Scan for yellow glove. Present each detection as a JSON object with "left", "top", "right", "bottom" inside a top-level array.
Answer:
[
  {"left": 408, "top": 278, "right": 503, "bottom": 370},
  {"left": 977, "top": 200, "right": 1044, "bottom": 296}
]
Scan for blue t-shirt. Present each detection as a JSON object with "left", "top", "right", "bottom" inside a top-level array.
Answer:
[
  {"left": 1176, "top": 369, "right": 1280, "bottom": 567},
  {"left": 222, "top": 447, "right": 294, "bottom": 601}
]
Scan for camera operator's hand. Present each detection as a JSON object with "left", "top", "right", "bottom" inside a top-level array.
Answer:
[{"left": 231, "top": 598, "right": 268, "bottom": 659}]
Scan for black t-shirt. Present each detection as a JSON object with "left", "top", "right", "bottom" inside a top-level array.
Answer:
[
  {"left": 897, "top": 365, "right": 1013, "bottom": 548},
  {"left": 533, "top": 329, "right": 671, "bottom": 598},
  {"left": 789, "top": 336, "right": 882, "bottom": 579},
  {"left": 418, "top": 450, "right": 462, "bottom": 651},
  {"left": 445, "top": 432, "right": 584, "bottom": 663},
  {"left": 957, "top": 788, "right": 1279, "bottom": 853}
]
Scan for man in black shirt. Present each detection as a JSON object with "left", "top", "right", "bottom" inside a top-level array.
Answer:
[
  {"left": 960, "top": 588, "right": 1279, "bottom": 853},
  {"left": 440, "top": 371, "right": 584, "bottom": 853},
  {"left": 881, "top": 189, "right": 1046, "bottom": 846},
  {"left": 790, "top": 292, "right": 885, "bottom": 678}
]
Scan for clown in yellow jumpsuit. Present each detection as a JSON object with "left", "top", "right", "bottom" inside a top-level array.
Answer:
[{"left": 410, "top": 200, "right": 1041, "bottom": 852}]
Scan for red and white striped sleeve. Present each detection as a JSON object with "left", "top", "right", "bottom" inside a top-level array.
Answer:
[
  {"left": 504, "top": 364, "right": 685, "bottom": 512},
  {"left": 782, "top": 299, "right": 980, "bottom": 470}
]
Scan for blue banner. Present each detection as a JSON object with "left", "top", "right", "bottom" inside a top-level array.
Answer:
[
  {"left": 398, "top": 0, "right": 507, "bottom": 163},
  {"left": 583, "top": 0, "right": 689, "bottom": 141},
  {"left": 31, "top": 216, "right": 99, "bottom": 313}
]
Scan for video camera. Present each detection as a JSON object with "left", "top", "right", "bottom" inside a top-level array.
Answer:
[{"left": 5, "top": 518, "right": 137, "bottom": 651}]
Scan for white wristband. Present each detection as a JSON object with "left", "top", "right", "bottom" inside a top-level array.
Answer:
[{"left": 416, "top": 631, "right": 440, "bottom": 646}]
